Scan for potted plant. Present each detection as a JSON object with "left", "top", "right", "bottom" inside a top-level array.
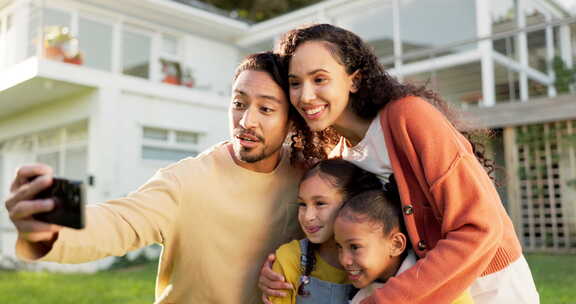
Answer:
[
  {"left": 44, "top": 26, "right": 83, "bottom": 65},
  {"left": 181, "top": 67, "right": 195, "bottom": 88},
  {"left": 160, "top": 59, "right": 182, "bottom": 85}
]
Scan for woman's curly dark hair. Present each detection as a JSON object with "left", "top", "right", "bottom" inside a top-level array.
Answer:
[{"left": 275, "top": 23, "right": 495, "bottom": 177}]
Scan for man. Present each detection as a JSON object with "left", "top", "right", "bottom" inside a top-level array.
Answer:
[{"left": 5, "top": 52, "right": 303, "bottom": 303}]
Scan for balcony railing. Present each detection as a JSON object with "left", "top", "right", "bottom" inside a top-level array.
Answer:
[
  {"left": 380, "top": 16, "right": 576, "bottom": 109},
  {"left": 2, "top": 0, "right": 575, "bottom": 107},
  {"left": 0, "top": 0, "right": 202, "bottom": 92}
]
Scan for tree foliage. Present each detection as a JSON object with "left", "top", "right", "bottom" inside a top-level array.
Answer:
[{"left": 197, "top": 0, "right": 322, "bottom": 22}]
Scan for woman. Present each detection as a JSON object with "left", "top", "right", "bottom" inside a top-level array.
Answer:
[{"left": 260, "top": 23, "right": 539, "bottom": 304}]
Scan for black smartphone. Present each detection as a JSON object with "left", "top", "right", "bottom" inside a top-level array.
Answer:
[{"left": 29, "top": 176, "right": 85, "bottom": 229}]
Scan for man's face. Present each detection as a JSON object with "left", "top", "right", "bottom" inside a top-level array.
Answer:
[{"left": 228, "top": 70, "right": 290, "bottom": 166}]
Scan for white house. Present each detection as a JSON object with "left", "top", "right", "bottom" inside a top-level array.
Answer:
[{"left": 0, "top": 0, "right": 575, "bottom": 271}]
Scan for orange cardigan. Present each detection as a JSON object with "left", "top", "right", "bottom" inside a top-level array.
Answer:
[{"left": 363, "top": 96, "right": 522, "bottom": 304}]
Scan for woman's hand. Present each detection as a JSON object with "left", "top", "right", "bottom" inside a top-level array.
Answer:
[{"left": 258, "top": 253, "right": 293, "bottom": 304}]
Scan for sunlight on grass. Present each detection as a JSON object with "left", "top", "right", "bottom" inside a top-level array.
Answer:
[
  {"left": 0, "top": 262, "right": 157, "bottom": 304},
  {"left": 0, "top": 254, "right": 574, "bottom": 303},
  {"left": 527, "top": 254, "right": 576, "bottom": 304}
]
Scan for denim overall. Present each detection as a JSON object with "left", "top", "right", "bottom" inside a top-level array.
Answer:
[{"left": 296, "top": 239, "right": 355, "bottom": 304}]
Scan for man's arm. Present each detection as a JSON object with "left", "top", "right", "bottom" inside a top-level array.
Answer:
[
  {"left": 259, "top": 253, "right": 294, "bottom": 304},
  {"left": 261, "top": 241, "right": 301, "bottom": 304},
  {"left": 7, "top": 163, "right": 181, "bottom": 263}
]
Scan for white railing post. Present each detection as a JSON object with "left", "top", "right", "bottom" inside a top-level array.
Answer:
[
  {"left": 517, "top": 0, "right": 529, "bottom": 102},
  {"left": 476, "top": 0, "right": 495, "bottom": 106},
  {"left": 392, "top": 0, "right": 402, "bottom": 80},
  {"left": 545, "top": 14, "right": 557, "bottom": 97}
]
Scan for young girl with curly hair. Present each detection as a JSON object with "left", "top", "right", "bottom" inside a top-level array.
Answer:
[{"left": 260, "top": 23, "right": 539, "bottom": 304}]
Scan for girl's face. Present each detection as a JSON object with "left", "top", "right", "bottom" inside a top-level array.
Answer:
[
  {"left": 288, "top": 41, "right": 358, "bottom": 132},
  {"left": 297, "top": 173, "right": 345, "bottom": 244},
  {"left": 334, "top": 214, "right": 405, "bottom": 289}
]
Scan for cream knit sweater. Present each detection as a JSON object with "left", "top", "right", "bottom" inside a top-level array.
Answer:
[{"left": 17, "top": 142, "right": 303, "bottom": 303}]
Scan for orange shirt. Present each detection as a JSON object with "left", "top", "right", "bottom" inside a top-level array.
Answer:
[{"left": 363, "top": 96, "right": 522, "bottom": 304}]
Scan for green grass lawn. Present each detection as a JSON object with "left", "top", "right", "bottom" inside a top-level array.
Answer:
[
  {"left": 0, "top": 262, "right": 157, "bottom": 304},
  {"left": 527, "top": 254, "right": 576, "bottom": 304},
  {"left": 0, "top": 254, "right": 574, "bottom": 303}
]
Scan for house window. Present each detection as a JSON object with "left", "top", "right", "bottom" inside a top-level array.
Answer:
[
  {"left": 44, "top": 7, "right": 72, "bottom": 28},
  {"left": 42, "top": 7, "right": 83, "bottom": 65},
  {"left": 122, "top": 28, "right": 151, "bottom": 79},
  {"left": 0, "top": 148, "right": 4, "bottom": 202},
  {"left": 143, "top": 127, "right": 169, "bottom": 141},
  {"left": 0, "top": 122, "right": 88, "bottom": 201},
  {"left": 161, "top": 34, "right": 179, "bottom": 57},
  {"left": 1, "top": 13, "right": 16, "bottom": 67},
  {"left": 0, "top": 15, "right": 5, "bottom": 68},
  {"left": 141, "top": 127, "right": 202, "bottom": 162},
  {"left": 78, "top": 17, "right": 113, "bottom": 71},
  {"left": 35, "top": 123, "right": 88, "bottom": 181},
  {"left": 175, "top": 131, "right": 200, "bottom": 145},
  {"left": 158, "top": 33, "right": 193, "bottom": 87},
  {"left": 37, "top": 151, "right": 61, "bottom": 175}
]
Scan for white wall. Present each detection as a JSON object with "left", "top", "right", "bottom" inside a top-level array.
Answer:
[
  {"left": 94, "top": 90, "right": 229, "bottom": 200},
  {"left": 0, "top": 92, "right": 92, "bottom": 142}
]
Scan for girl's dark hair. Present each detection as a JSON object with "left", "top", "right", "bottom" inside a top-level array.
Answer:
[
  {"left": 233, "top": 51, "right": 306, "bottom": 166},
  {"left": 275, "top": 24, "right": 494, "bottom": 177},
  {"left": 301, "top": 158, "right": 382, "bottom": 200},
  {"left": 338, "top": 175, "right": 408, "bottom": 239},
  {"left": 297, "top": 159, "right": 382, "bottom": 296}
]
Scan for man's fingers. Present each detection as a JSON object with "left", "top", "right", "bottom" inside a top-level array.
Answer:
[
  {"left": 266, "top": 253, "right": 276, "bottom": 265},
  {"left": 11, "top": 164, "right": 53, "bottom": 192},
  {"left": 9, "top": 199, "right": 54, "bottom": 221},
  {"left": 15, "top": 219, "right": 60, "bottom": 242},
  {"left": 22, "top": 230, "right": 58, "bottom": 243},
  {"left": 15, "top": 219, "right": 59, "bottom": 233},
  {"left": 262, "top": 286, "right": 287, "bottom": 298},
  {"left": 262, "top": 294, "right": 272, "bottom": 304},
  {"left": 263, "top": 276, "right": 293, "bottom": 290},
  {"left": 262, "top": 261, "right": 290, "bottom": 288},
  {"left": 5, "top": 176, "right": 52, "bottom": 210},
  {"left": 259, "top": 271, "right": 292, "bottom": 292}
]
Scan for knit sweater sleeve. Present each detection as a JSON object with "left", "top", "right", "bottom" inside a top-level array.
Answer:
[
  {"left": 363, "top": 97, "right": 504, "bottom": 303},
  {"left": 17, "top": 167, "right": 182, "bottom": 263}
]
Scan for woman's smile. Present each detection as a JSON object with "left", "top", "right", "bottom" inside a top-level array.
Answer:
[{"left": 302, "top": 104, "right": 328, "bottom": 120}]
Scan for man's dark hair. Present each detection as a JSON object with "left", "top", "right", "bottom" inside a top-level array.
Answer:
[{"left": 233, "top": 52, "right": 289, "bottom": 99}]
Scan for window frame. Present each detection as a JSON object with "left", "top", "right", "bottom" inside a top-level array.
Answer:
[
  {"left": 121, "top": 24, "right": 154, "bottom": 80},
  {"left": 140, "top": 125, "right": 204, "bottom": 162}
]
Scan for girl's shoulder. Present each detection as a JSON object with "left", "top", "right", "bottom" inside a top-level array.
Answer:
[
  {"left": 276, "top": 239, "right": 303, "bottom": 258},
  {"left": 274, "top": 239, "right": 304, "bottom": 273},
  {"left": 272, "top": 239, "right": 305, "bottom": 297}
]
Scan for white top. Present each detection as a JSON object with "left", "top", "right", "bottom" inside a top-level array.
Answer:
[
  {"left": 334, "top": 114, "right": 393, "bottom": 184},
  {"left": 350, "top": 250, "right": 418, "bottom": 304}
]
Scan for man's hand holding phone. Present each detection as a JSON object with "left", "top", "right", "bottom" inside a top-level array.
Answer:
[{"left": 4, "top": 164, "right": 85, "bottom": 259}]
